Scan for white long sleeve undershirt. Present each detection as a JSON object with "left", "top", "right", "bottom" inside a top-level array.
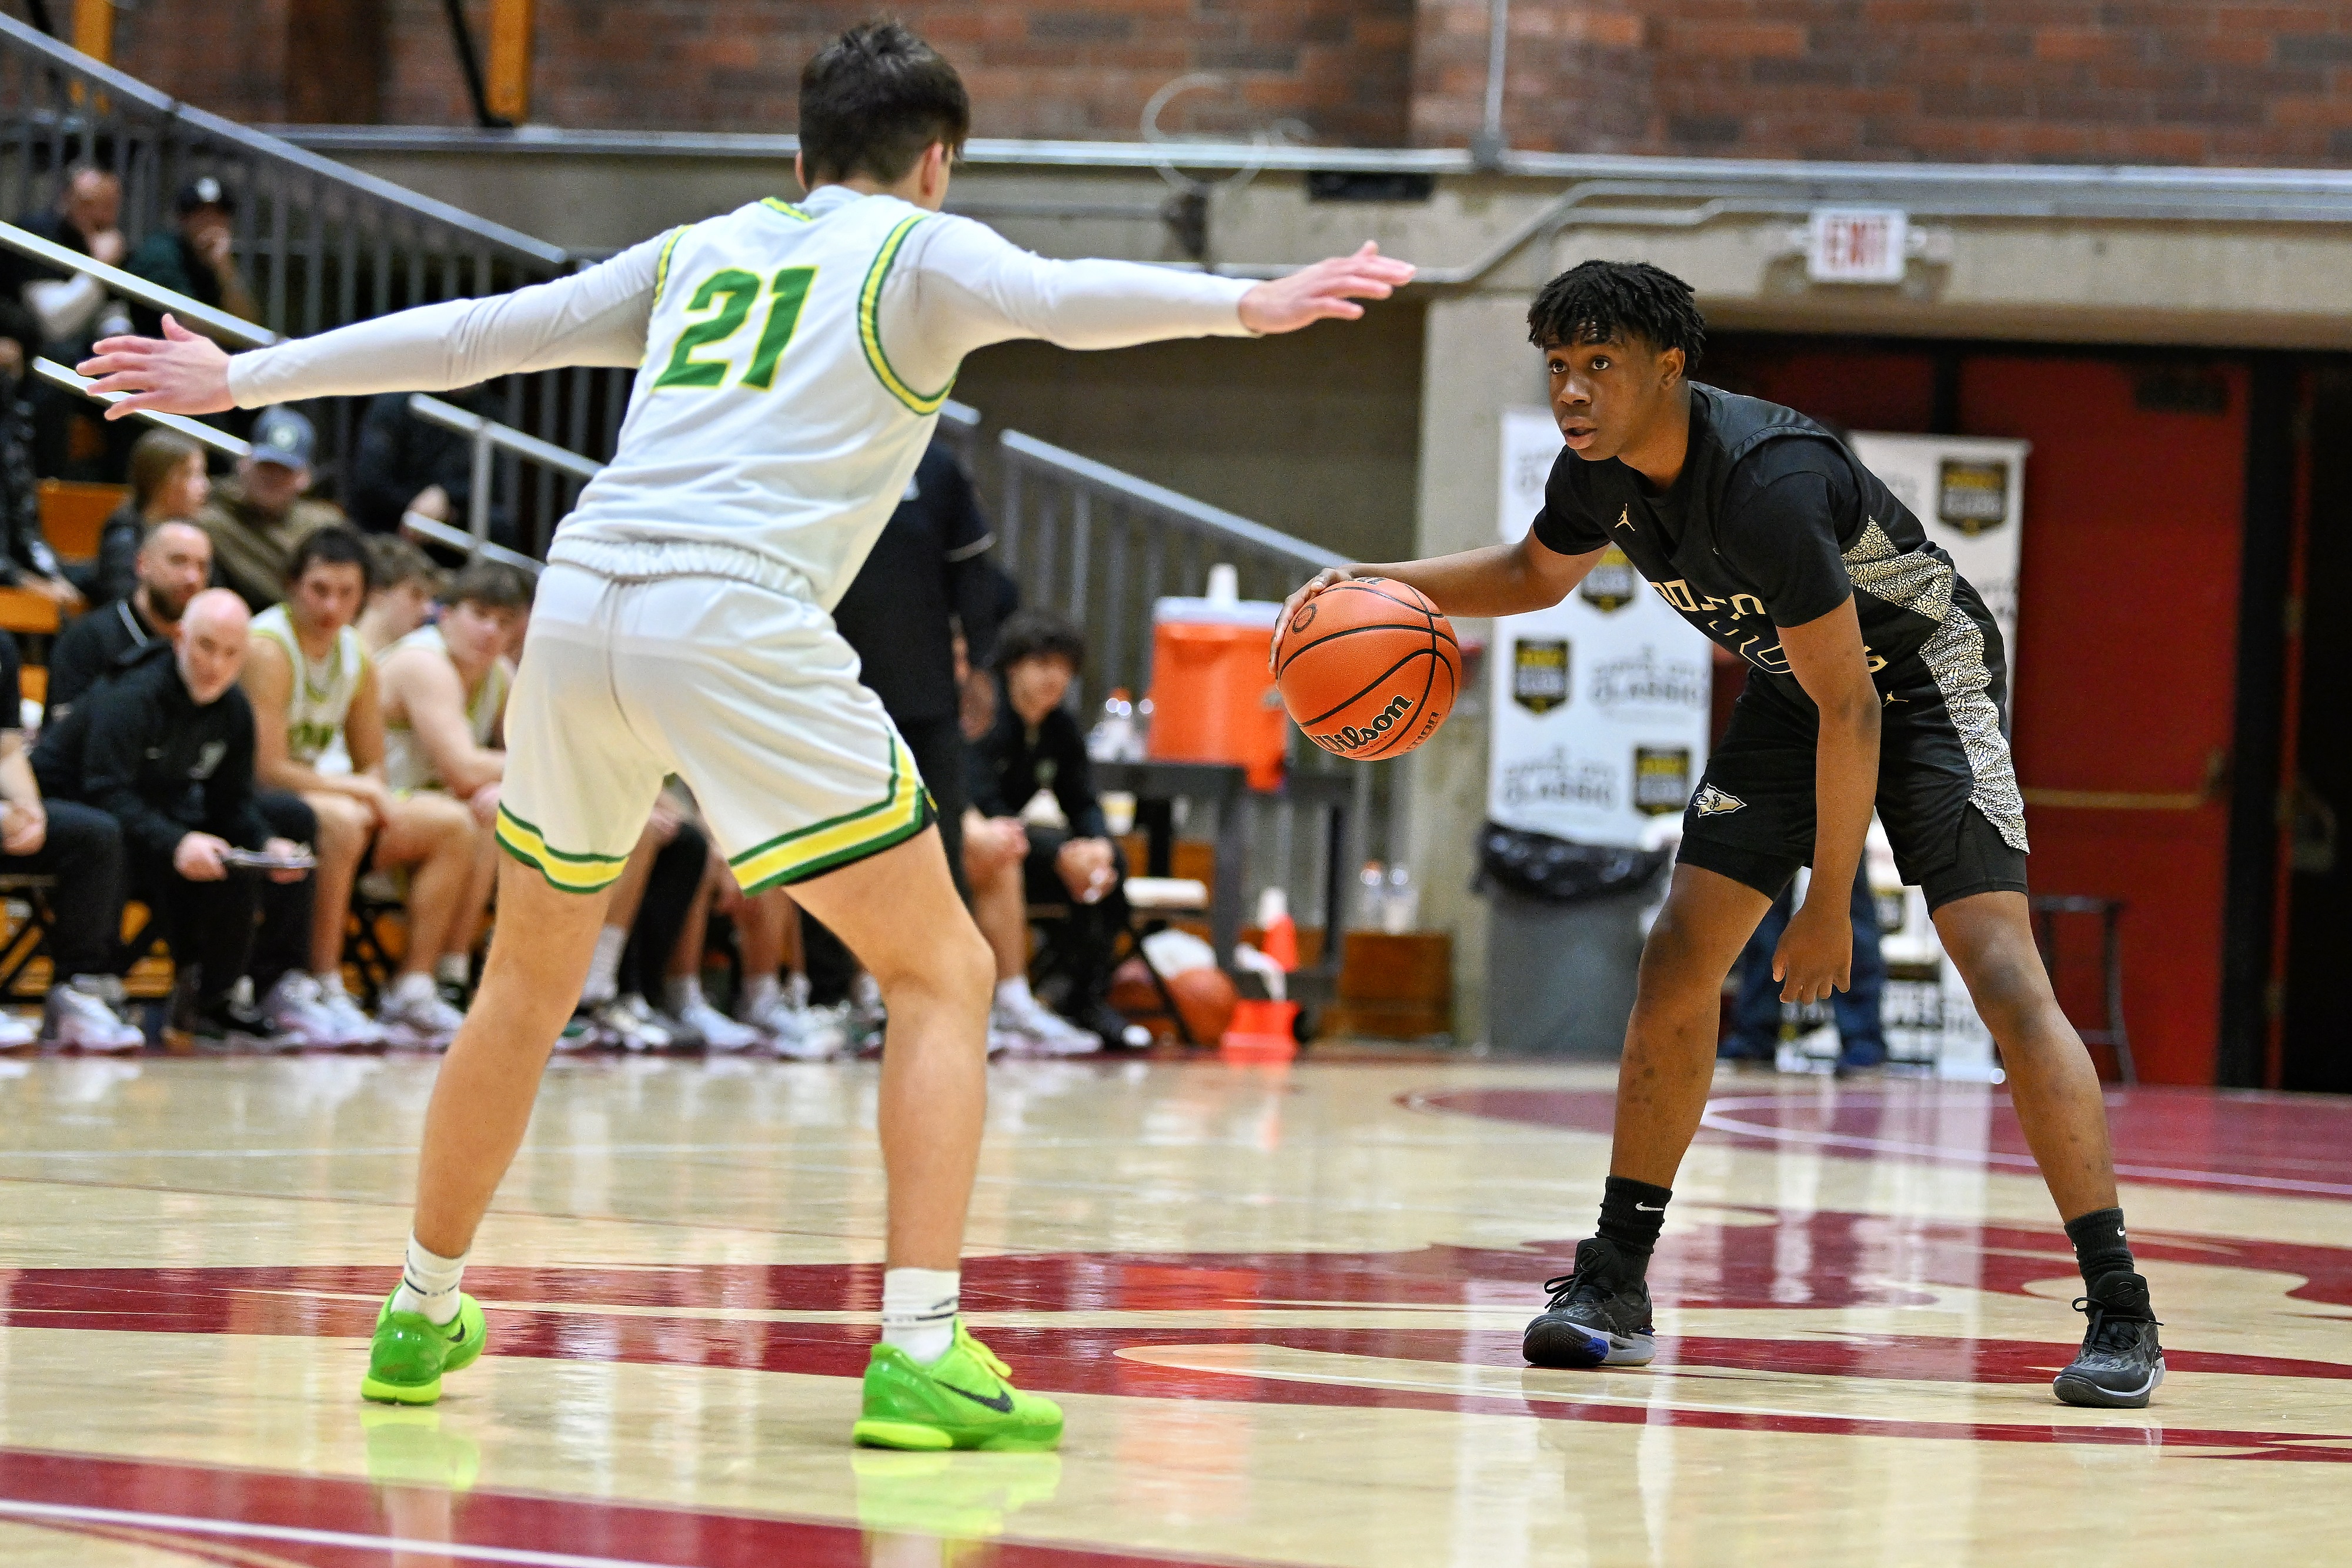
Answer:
[{"left": 224, "top": 199, "right": 1255, "bottom": 411}]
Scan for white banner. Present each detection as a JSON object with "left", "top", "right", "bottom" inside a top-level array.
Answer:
[
  {"left": 1847, "top": 430, "right": 2030, "bottom": 1077},
  {"left": 1845, "top": 432, "right": 2028, "bottom": 661},
  {"left": 1486, "top": 409, "right": 1713, "bottom": 848}
]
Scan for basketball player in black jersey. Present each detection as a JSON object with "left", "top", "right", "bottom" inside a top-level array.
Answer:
[{"left": 1277, "top": 260, "right": 2163, "bottom": 1408}]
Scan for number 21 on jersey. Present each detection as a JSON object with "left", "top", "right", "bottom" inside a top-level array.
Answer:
[{"left": 652, "top": 266, "right": 818, "bottom": 392}]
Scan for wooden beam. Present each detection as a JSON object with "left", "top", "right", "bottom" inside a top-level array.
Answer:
[
  {"left": 486, "top": 0, "right": 533, "bottom": 123},
  {"left": 71, "top": 0, "right": 111, "bottom": 64}
]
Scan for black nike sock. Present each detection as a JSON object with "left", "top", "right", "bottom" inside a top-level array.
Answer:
[
  {"left": 2064, "top": 1207, "right": 2139, "bottom": 1295},
  {"left": 1596, "top": 1176, "right": 1673, "bottom": 1271}
]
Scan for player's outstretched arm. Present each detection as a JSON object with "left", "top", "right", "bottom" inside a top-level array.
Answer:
[
  {"left": 78, "top": 233, "right": 668, "bottom": 418},
  {"left": 75, "top": 315, "right": 233, "bottom": 419},
  {"left": 1272, "top": 534, "right": 1600, "bottom": 670},
  {"left": 1237, "top": 243, "right": 1416, "bottom": 335}
]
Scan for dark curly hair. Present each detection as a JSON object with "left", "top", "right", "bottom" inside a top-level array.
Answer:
[
  {"left": 1526, "top": 260, "right": 1706, "bottom": 370},
  {"left": 994, "top": 609, "right": 1086, "bottom": 673}
]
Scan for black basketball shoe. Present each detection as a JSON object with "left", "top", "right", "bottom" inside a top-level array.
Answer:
[
  {"left": 1522, "top": 1238, "right": 1656, "bottom": 1369},
  {"left": 2052, "top": 1271, "right": 2164, "bottom": 1409}
]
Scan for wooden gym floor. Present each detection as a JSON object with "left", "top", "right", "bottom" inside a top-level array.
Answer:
[{"left": 0, "top": 1051, "right": 2340, "bottom": 1565}]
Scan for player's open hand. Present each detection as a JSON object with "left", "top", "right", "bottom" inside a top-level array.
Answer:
[
  {"left": 76, "top": 315, "right": 235, "bottom": 419},
  {"left": 1271, "top": 567, "right": 1359, "bottom": 671},
  {"left": 1773, "top": 899, "right": 1853, "bottom": 1006},
  {"left": 1238, "top": 244, "right": 1415, "bottom": 336}
]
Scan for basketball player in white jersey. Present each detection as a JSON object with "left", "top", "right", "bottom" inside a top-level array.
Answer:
[
  {"left": 82, "top": 22, "right": 1411, "bottom": 1450},
  {"left": 376, "top": 559, "right": 527, "bottom": 987}
]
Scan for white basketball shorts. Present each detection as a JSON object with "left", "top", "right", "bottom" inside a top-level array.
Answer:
[{"left": 496, "top": 563, "right": 933, "bottom": 894}]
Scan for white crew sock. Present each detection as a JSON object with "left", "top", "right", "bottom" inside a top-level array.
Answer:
[
  {"left": 389, "top": 971, "right": 437, "bottom": 1007},
  {"left": 880, "top": 1266, "right": 960, "bottom": 1364},
  {"left": 434, "top": 953, "right": 470, "bottom": 988},
  {"left": 740, "top": 972, "right": 781, "bottom": 1015},
  {"left": 663, "top": 975, "right": 704, "bottom": 1016},
  {"left": 579, "top": 924, "right": 627, "bottom": 1007},
  {"left": 390, "top": 1233, "right": 466, "bottom": 1326},
  {"left": 315, "top": 969, "right": 349, "bottom": 997},
  {"left": 994, "top": 977, "right": 1035, "bottom": 1011},
  {"left": 784, "top": 972, "right": 810, "bottom": 1008}
]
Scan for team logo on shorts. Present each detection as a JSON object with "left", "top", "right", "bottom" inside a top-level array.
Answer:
[{"left": 1691, "top": 783, "right": 1747, "bottom": 818}]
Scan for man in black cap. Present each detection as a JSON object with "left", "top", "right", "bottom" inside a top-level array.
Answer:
[
  {"left": 125, "top": 176, "right": 259, "bottom": 338},
  {"left": 199, "top": 407, "right": 349, "bottom": 611}
]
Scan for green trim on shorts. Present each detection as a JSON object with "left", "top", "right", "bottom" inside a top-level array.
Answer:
[
  {"left": 739, "top": 787, "right": 937, "bottom": 894},
  {"left": 495, "top": 804, "right": 629, "bottom": 894}
]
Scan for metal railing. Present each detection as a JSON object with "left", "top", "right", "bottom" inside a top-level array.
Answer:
[
  {"left": 996, "top": 429, "right": 1385, "bottom": 935},
  {"left": 0, "top": 15, "right": 627, "bottom": 550},
  {"left": 0, "top": 219, "right": 607, "bottom": 560}
]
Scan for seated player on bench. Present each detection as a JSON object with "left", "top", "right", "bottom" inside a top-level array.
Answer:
[
  {"left": 375, "top": 560, "right": 530, "bottom": 998},
  {"left": 245, "top": 527, "right": 476, "bottom": 1045},
  {"left": 964, "top": 610, "right": 1127, "bottom": 1055}
]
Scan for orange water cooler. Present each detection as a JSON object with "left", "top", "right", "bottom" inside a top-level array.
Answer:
[{"left": 1145, "top": 571, "right": 1288, "bottom": 791}]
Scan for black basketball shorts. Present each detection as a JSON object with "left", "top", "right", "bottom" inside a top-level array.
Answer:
[{"left": 1675, "top": 683, "right": 2029, "bottom": 913}]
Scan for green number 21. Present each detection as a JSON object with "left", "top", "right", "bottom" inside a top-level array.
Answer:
[{"left": 652, "top": 265, "right": 817, "bottom": 392}]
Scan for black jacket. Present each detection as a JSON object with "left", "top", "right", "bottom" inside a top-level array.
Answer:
[
  {"left": 56, "top": 642, "right": 273, "bottom": 861},
  {"left": 967, "top": 685, "right": 1107, "bottom": 839},
  {"left": 829, "top": 440, "right": 1001, "bottom": 724},
  {"left": 47, "top": 595, "right": 163, "bottom": 718},
  {"left": 350, "top": 389, "right": 506, "bottom": 537}
]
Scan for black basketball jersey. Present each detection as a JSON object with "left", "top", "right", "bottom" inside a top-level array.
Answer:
[{"left": 1531, "top": 383, "right": 2025, "bottom": 851}]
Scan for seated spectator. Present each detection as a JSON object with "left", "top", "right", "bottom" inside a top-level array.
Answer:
[
  {"left": 69, "top": 591, "right": 326, "bottom": 1047},
  {"left": 375, "top": 560, "right": 528, "bottom": 995},
  {"left": 349, "top": 385, "right": 507, "bottom": 541},
  {"left": 0, "top": 624, "right": 138, "bottom": 1051},
  {"left": 964, "top": 611, "right": 1126, "bottom": 1055},
  {"left": 199, "top": 408, "right": 345, "bottom": 611},
  {"left": 78, "top": 427, "right": 210, "bottom": 610},
  {"left": 48, "top": 520, "right": 212, "bottom": 720},
  {"left": 4, "top": 163, "right": 134, "bottom": 479},
  {"left": 245, "top": 527, "right": 476, "bottom": 1045},
  {"left": 355, "top": 536, "right": 443, "bottom": 656},
  {"left": 0, "top": 299, "right": 80, "bottom": 614},
  {"left": 123, "top": 176, "right": 259, "bottom": 339}
]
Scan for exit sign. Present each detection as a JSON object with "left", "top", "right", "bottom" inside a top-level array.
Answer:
[{"left": 1807, "top": 208, "right": 1910, "bottom": 283}]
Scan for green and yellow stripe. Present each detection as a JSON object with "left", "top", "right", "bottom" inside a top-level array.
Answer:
[
  {"left": 650, "top": 226, "right": 689, "bottom": 309},
  {"left": 858, "top": 214, "right": 956, "bottom": 416},
  {"left": 496, "top": 805, "right": 632, "bottom": 894},
  {"left": 729, "top": 735, "right": 936, "bottom": 892}
]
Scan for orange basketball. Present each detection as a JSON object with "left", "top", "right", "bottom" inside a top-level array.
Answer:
[{"left": 1275, "top": 577, "right": 1459, "bottom": 760}]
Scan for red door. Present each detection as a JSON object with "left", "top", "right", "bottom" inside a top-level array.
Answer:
[{"left": 1963, "top": 357, "right": 2247, "bottom": 1085}]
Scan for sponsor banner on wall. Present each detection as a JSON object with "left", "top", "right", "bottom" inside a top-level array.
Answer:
[
  {"left": 1848, "top": 431, "right": 2030, "bottom": 1077},
  {"left": 1845, "top": 432, "right": 2028, "bottom": 661},
  {"left": 1486, "top": 409, "right": 1713, "bottom": 848}
]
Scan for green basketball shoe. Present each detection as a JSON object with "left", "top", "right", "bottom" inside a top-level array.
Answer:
[
  {"left": 852, "top": 1323, "right": 1064, "bottom": 1452},
  {"left": 359, "top": 1290, "right": 487, "bottom": 1406}
]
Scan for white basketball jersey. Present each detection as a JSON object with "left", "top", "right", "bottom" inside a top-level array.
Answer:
[
  {"left": 383, "top": 623, "right": 512, "bottom": 794},
  {"left": 250, "top": 604, "right": 367, "bottom": 767},
  {"left": 550, "top": 190, "right": 946, "bottom": 610}
]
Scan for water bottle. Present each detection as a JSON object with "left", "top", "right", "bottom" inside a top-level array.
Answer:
[
  {"left": 1358, "top": 860, "right": 1388, "bottom": 931},
  {"left": 1131, "top": 695, "right": 1153, "bottom": 761},
  {"left": 1381, "top": 863, "right": 1418, "bottom": 934},
  {"left": 1088, "top": 688, "right": 1135, "bottom": 762}
]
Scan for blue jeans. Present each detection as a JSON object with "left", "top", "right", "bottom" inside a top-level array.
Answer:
[{"left": 1720, "top": 863, "right": 1887, "bottom": 1067}]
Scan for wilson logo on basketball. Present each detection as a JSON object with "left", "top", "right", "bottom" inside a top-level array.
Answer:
[{"left": 1322, "top": 694, "right": 1415, "bottom": 753}]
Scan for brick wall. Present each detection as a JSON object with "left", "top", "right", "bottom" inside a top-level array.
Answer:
[
  {"left": 17, "top": 1, "right": 2352, "bottom": 165},
  {"left": 1415, "top": 0, "right": 2352, "bottom": 165},
  {"left": 11, "top": 0, "right": 1413, "bottom": 147}
]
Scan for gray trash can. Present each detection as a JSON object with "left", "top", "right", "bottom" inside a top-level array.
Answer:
[
  {"left": 1485, "top": 881, "right": 1657, "bottom": 1058},
  {"left": 1476, "top": 821, "right": 1669, "bottom": 1058}
]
